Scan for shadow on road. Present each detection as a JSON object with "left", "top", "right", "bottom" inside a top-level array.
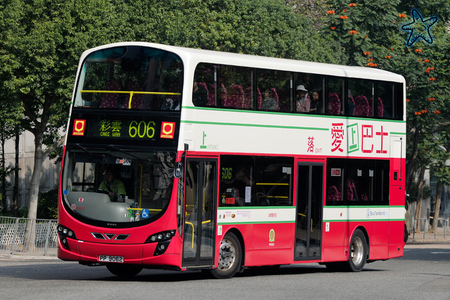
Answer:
[{"left": 0, "top": 261, "right": 388, "bottom": 282}]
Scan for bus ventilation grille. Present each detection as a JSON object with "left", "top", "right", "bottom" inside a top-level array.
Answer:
[{"left": 91, "top": 233, "right": 130, "bottom": 241}]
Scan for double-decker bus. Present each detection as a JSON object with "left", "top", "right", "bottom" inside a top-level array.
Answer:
[{"left": 58, "top": 42, "right": 406, "bottom": 278}]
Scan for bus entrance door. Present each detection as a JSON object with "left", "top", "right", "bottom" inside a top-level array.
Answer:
[
  {"left": 295, "top": 162, "right": 323, "bottom": 261},
  {"left": 182, "top": 158, "right": 217, "bottom": 268}
]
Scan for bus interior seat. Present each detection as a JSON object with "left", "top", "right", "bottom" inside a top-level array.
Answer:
[
  {"left": 353, "top": 95, "right": 369, "bottom": 117},
  {"left": 347, "top": 179, "right": 358, "bottom": 201},
  {"left": 348, "top": 95, "right": 355, "bottom": 116},
  {"left": 209, "top": 83, "right": 227, "bottom": 107},
  {"left": 227, "top": 85, "right": 244, "bottom": 108},
  {"left": 124, "top": 81, "right": 143, "bottom": 109},
  {"left": 244, "top": 86, "right": 252, "bottom": 109},
  {"left": 208, "top": 83, "right": 216, "bottom": 106},
  {"left": 377, "top": 97, "right": 384, "bottom": 117},
  {"left": 99, "top": 80, "right": 121, "bottom": 108},
  {"left": 327, "top": 185, "right": 341, "bottom": 201},
  {"left": 213, "top": 83, "right": 227, "bottom": 107},
  {"left": 328, "top": 93, "right": 341, "bottom": 115},
  {"left": 243, "top": 86, "right": 262, "bottom": 109},
  {"left": 198, "top": 82, "right": 210, "bottom": 104}
]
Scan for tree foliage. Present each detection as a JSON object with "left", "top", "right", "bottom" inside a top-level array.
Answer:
[
  {"left": 0, "top": 0, "right": 346, "bottom": 218},
  {"left": 325, "top": 0, "right": 450, "bottom": 204}
]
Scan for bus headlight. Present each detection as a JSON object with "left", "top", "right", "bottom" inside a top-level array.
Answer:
[
  {"left": 145, "top": 230, "right": 176, "bottom": 256},
  {"left": 57, "top": 224, "right": 77, "bottom": 251}
]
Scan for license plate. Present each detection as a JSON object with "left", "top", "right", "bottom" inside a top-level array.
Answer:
[{"left": 98, "top": 255, "right": 124, "bottom": 263}]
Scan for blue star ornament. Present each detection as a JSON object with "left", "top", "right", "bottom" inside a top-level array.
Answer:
[{"left": 402, "top": 9, "right": 438, "bottom": 47}]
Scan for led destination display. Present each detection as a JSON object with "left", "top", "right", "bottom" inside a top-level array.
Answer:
[{"left": 68, "top": 112, "right": 179, "bottom": 147}]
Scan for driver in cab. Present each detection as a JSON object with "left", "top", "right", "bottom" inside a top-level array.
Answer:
[{"left": 99, "top": 167, "right": 126, "bottom": 202}]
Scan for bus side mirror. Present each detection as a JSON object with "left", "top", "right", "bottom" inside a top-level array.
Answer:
[
  {"left": 174, "top": 143, "right": 188, "bottom": 179},
  {"left": 174, "top": 162, "right": 183, "bottom": 179}
]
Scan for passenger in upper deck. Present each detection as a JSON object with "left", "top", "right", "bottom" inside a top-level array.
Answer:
[
  {"left": 161, "top": 97, "right": 180, "bottom": 110},
  {"left": 192, "top": 80, "right": 208, "bottom": 106},
  {"left": 261, "top": 89, "right": 277, "bottom": 111},
  {"left": 310, "top": 91, "right": 322, "bottom": 114},
  {"left": 296, "top": 85, "right": 310, "bottom": 113}
]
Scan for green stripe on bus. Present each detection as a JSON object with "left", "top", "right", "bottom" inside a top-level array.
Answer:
[
  {"left": 323, "top": 219, "right": 405, "bottom": 222},
  {"left": 218, "top": 206, "right": 403, "bottom": 209},
  {"left": 220, "top": 219, "right": 405, "bottom": 225},
  {"left": 181, "top": 106, "right": 406, "bottom": 124},
  {"left": 325, "top": 205, "right": 403, "bottom": 209},
  {"left": 219, "top": 221, "right": 295, "bottom": 225}
]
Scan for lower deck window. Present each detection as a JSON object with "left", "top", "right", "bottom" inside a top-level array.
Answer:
[
  {"left": 326, "top": 158, "right": 389, "bottom": 205},
  {"left": 219, "top": 156, "right": 293, "bottom": 207}
]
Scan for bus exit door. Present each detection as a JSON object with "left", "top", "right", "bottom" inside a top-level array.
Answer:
[
  {"left": 295, "top": 162, "right": 323, "bottom": 260},
  {"left": 182, "top": 158, "right": 217, "bottom": 268}
]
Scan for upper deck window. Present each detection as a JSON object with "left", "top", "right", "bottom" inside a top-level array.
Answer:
[
  {"left": 74, "top": 46, "right": 183, "bottom": 111},
  {"left": 193, "top": 63, "right": 404, "bottom": 121}
]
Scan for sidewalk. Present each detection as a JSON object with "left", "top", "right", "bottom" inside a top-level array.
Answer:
[
  {"left": 0, "top": 249, "right": 57, "bottom": 260},
  {"left": 406, "top": 225, "right": 450, "bottom": 245},
  {"left": 0, "top": 253, "right": 58, "bottom": 260}
]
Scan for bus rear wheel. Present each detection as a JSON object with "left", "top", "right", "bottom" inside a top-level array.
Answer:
[
  {"left": 106, "top": 264, "right": 143, "bottom": 278},
  {"left": 211, "top": 232, "right": 242, "bottom": 279},
  {"left": 347, "top": 229, "right": 367, "bottom": 272}
]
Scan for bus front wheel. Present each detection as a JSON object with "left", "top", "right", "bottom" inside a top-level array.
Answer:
[
  {"left": 106, "top": 264, "right": 143, "bottom": 278},
  {"left": 211, "top": 232, "right": 242, "bottom": 279}
]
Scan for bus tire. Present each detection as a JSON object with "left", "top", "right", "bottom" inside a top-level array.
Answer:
[
  {"left": 347, "top": 229, "right": 367, "bottom": 272},
  {"left": 106, "top": 264, "right": 143, "bottom": 278},
  {"left": 211, "top": 232, "right": 242, "bottom": 279},
  {"left": 404, "top": 224, "right": 409, "bottom": 243}
]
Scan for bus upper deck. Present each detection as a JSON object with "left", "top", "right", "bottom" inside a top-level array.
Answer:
[{"left": 71, "top": 42, "right": 404, "bottom": 121}]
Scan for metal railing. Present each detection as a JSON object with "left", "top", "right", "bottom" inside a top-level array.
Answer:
[
  {"left": 412, "top": 215, "right": 449, "bottom": 240},
  {"left": 0, "top": 216, "right": 58, "bottom": 256}
]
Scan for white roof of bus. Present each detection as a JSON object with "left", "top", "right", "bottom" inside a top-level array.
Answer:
[{"left": 83, "top": 42, "right": 405, "bottom": 83}]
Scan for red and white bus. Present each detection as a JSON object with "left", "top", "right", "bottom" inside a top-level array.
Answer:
[{"left": 58, "top": 42, "right": 406, "bottom": 278}]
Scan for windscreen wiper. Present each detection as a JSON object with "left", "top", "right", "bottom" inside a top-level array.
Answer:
[
  {"left": 75, "top": 143, "right": 96, "bottom": 157},
  {"left": 107, "top": 144, "right": 147, "bottom": 161}
]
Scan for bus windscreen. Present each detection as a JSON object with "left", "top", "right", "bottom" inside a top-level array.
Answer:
[{"left": 61, "top": 148, "right": 175, "bottom": 226}]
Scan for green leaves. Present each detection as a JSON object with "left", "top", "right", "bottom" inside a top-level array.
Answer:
[{"left": 325, "top": 0, "right": 450, "bottom": 190}]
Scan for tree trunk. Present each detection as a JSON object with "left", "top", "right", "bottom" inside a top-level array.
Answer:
[
  {"left": 414, "top": 167, "right": 426, "bottom": 233},
  {"left": 27, "top": 133, "right": 43, "bottom": 220},
  {"left": 430, "top": 181, "right": 442, "bottom": 234},
  {"left": 25, "top": 130, "right": 44, "bottom": 251},
  {"left": 11, "top": 129, "right": 19, "bottom": 216},
  {"left": 406, "top": 125, "right": 421, "bottom": 195},
  {"left": 1, "top": 131, "right": 7, "bottom": 214}
]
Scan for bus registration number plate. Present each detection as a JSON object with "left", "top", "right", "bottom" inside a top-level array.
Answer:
[{"left": 98, "top": 255, "right": 124, "bottom": 263}]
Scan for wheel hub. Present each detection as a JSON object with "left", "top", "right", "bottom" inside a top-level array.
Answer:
[
  {"left": 218, "top": 240, "right": 235, "bottom": 270},
  {"left": 351, "top": 236, "right": 364, "bottom": 266}
]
